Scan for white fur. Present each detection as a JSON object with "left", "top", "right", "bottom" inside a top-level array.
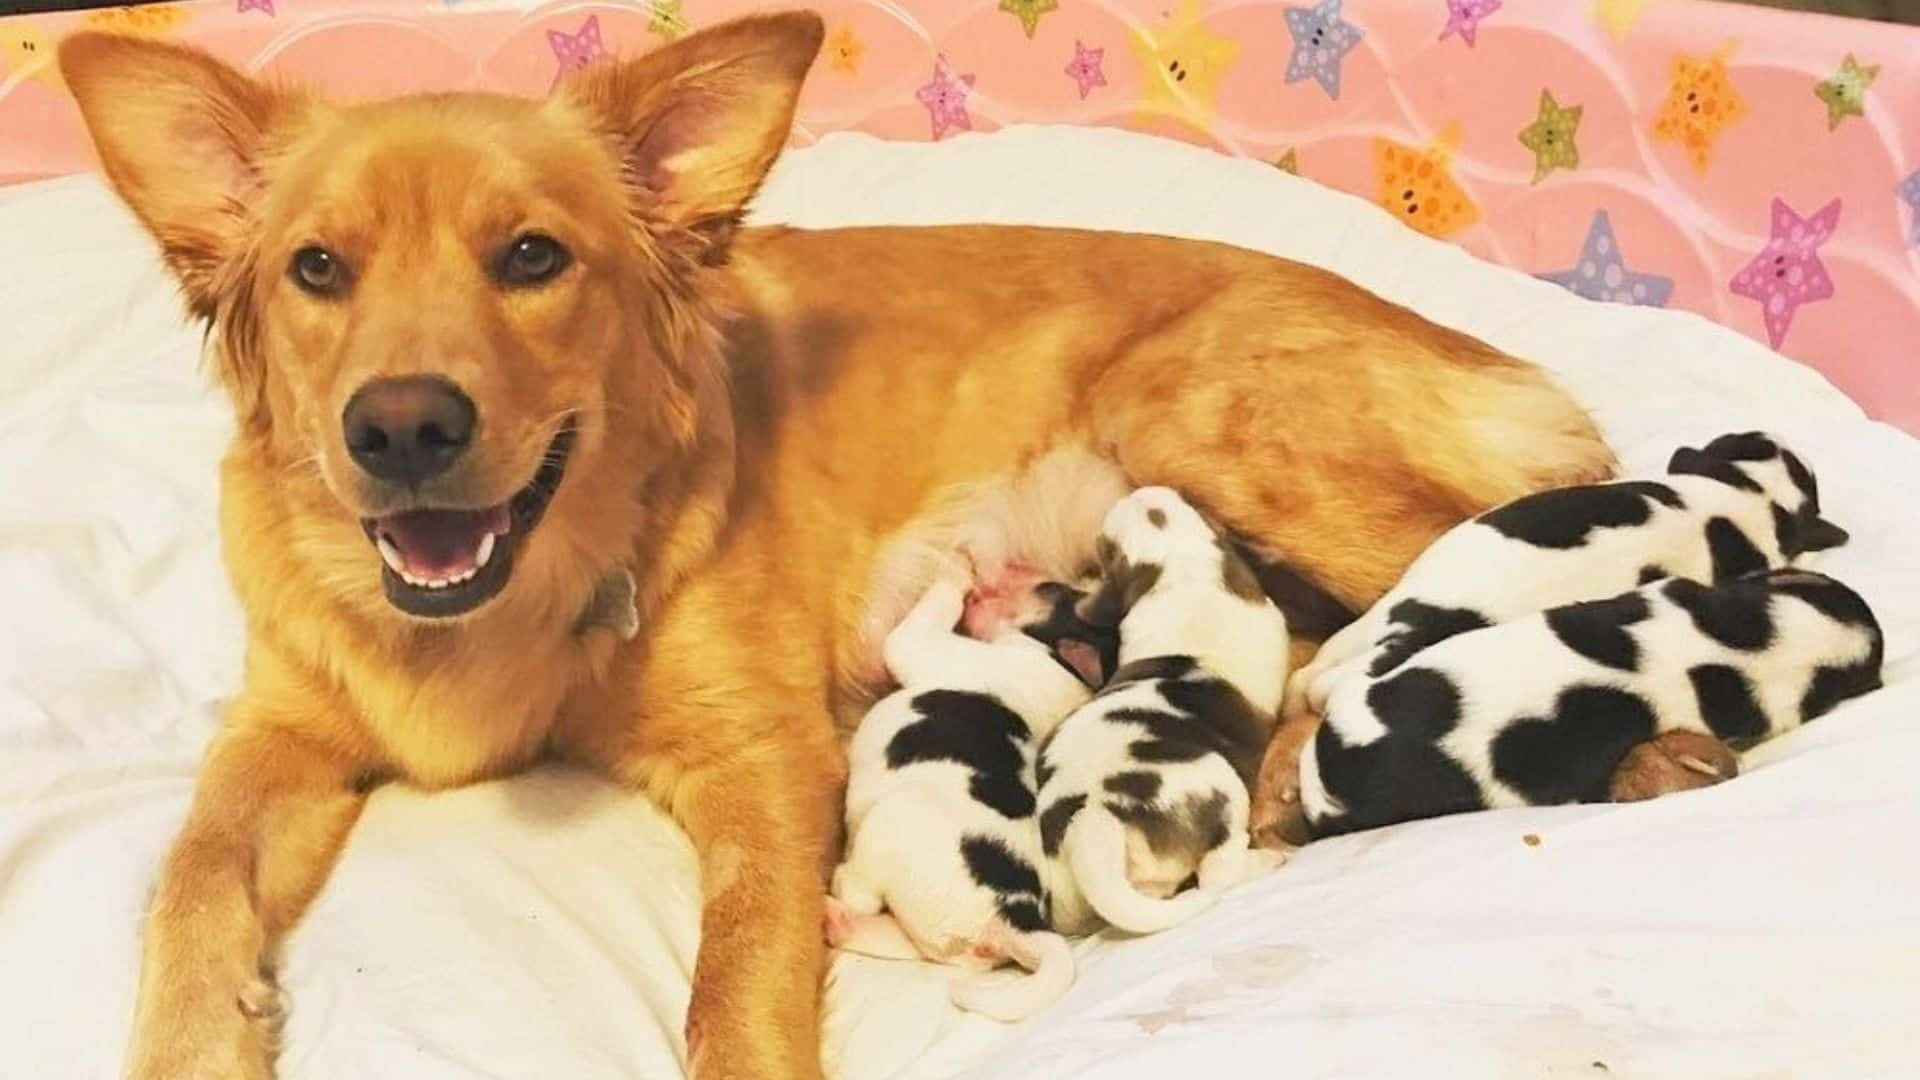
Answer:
[
  {"left": 1038, "top": 488, "right": 1290, "bottom": 936},
  {"left": 833, "top": 576, "right": 1089, "bottom": 1021}
]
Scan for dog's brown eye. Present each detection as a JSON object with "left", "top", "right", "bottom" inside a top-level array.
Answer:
[
  {"left": 290, "top": 247, "right": 346, "bottom": 296},
  {"left": 497, "top": 234, "right": 570, "bottom": 287}
]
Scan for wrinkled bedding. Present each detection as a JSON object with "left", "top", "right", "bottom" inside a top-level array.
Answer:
[{"left": 2, "top": 125, "right": 1916, "bottom": 1080}]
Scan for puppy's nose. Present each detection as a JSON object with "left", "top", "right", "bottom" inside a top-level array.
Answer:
[{"left": 342, "top": 376, "right": 476, "bottom": 487}]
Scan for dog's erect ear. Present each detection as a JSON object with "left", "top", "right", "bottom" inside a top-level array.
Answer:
[
  {"left": 557, "top": 12, "right": 823, "bottom": 252},
  {"left": 60, "top": 33, "right": 305, "bottom": 318}
]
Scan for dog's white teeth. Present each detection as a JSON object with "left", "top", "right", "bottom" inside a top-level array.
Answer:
[
  {"left": 475, "top": 532, "right": 495, "bottom": 570},
  {"left": 376, "top": 535, "right": 407, "bottom": 575}
]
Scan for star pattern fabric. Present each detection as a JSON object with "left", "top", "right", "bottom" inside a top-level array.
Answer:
[
  {"left": 1129, "top": 0, "right": 1242, "bottom": 127},
  {"left": 1729, "top": 198, "right": 1842, "bottom": 349},
  {"left": 1813, "top": 54, "right": 1877, "bottom": 131},
  {"left": 826, "top": 26, "right": 864, "bottom": 76},
  {"left": 236, "top": 0, "right": 273, "bottom": 14},
  {"left": 1274, "top": 148, "right": 1299, "bottom": 174},
  {"left": 916, "top": 56, "right": 976, "bottom": 140},
  {"left": 1900, "top": 170, "right": 1920, "bottom": 250},
  {"left": 1284, "top": 0, "right": 1364, "bottom": 100},
  {"left": 1000, "top": 0, "right": 1058, "bottom": 39},
  {"left": 646, "top": 0, "right": 686, "bottom": 40},
  {"left": 548, "top": 15, "right": 606, "bottom": 90},
  {"left": 1651, "top": 47, "right": 1746, "bottom": 175},
  {"left": 1538, "top": 210, "right": 1674, "bottom": 307},
  {"left": 1592, "top": 0, "right": 1660, "bottom": 40},
  {"left": 1440, "top": 0, "right": 1500, "bottom": 47},
  {"left": 1065, "top": 40, "right": 1106, "bottom": 100},
  {"left": 1518, "top": 89, "right": 1582, "bottom": 183},
  {"left": 1374, "top": 130, "right": 1479, "bottom": 239}
]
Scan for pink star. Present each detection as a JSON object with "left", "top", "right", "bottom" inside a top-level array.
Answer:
[
  {"left": 548, "top": 15, "right": 606, "bottom": 90},
  {"left": 1065, "top": 39, "right": 1106, "bottom": 101},
  {"left": 915, "top": 56, "right": 976, "bottom": 141},
  {"left": 1729, "top": 197, "right": 1841, "bottom": 349},
  {"left": 1439, "top": 0, "right": 1501, "bottom": 46},
  {"left": 237, "top": 0, "right": 274, "bottom": 13}
]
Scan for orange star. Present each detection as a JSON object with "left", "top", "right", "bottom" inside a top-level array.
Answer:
[
  {"left": 1652, "top": 45, "right": 1746, "bottom": 175},
  {"left": 826, "top": 26, "right": 864, "bottom": 76},
  {"left": 1373, "top": 128, "right": 1479, "bottom": 239}
]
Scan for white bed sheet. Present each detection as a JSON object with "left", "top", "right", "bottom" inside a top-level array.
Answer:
[{"left": 2, "top": 125, "right": 1916, "bottom": 1080}]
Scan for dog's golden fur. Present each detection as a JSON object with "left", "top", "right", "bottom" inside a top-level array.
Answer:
[{"left": 60, "top": 12, "right": 1613, "bottom": 1079}]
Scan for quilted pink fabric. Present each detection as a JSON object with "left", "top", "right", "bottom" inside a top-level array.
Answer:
[{"left": 3, "top": 0, "right": 1917, "bottom": 430}]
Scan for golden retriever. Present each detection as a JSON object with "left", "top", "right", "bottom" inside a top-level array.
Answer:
[{"left": 57, "top": 12, "right": 1612, "bottom": 1079}]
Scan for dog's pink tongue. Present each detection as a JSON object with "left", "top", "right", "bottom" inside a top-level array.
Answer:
[{"left": 378, "top": 505, "right": 509, "bottom": 578}]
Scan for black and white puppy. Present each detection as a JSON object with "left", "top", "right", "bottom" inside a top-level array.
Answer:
[
  {"left": 1287, "top": 431, "right": 1848, "bottom": 721},
  {"left": 829, "top": 571, "right": 1115, "bottom": 1021},
  {"left": 1035, "top": 487, "right": 1290, "bottom": 936},
  {"left": 1301, "top": 569, "right": 1884, "bottom": 837}
]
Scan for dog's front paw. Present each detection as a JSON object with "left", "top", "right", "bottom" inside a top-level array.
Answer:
[
  {"left": 126, "top": 976, "right": 281, "bottom": 1080},
  {"left": 1608, "top": 730, "right": 1738, "bottom": 803},
  {"left": 1250, "top": 708, "right": 1320, "bottom": 844}
]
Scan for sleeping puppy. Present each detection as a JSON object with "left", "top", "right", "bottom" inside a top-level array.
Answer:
[
  {"left": 828, "top": 571, "right": 1115, "bottom": 1022},
  {"left": 1035, "top": 487, "right": 1290, "bottom": 936},
  {"left": 1301, "top": 569, "right": 1884, "bottom": 837},
  {"left": 1287, "top": 431, "right": 1847, "bottom": 726}
]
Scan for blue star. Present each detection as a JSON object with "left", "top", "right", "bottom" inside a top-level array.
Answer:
[
  {"left": 1900, "top": 170, "right": 1920, "bottom": 250},
  {"left": 1538, "top": 210, "right": 1674, "bottom": 307},
  {"left": 1284, "top": 0, "right": 1364, "bottom": 101}
]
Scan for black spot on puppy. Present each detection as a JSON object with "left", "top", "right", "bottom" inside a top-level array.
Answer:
[
  {"left": 1779, "top": 447, "right": 1817, "bottom": 506},
  {"left": 1687, "top": 664, "right": 1769, "bottom": 747},
  {"left": 999, "top": 897, "right": 1048, "bottom": 933},
  {"left": 1545, "top": 591, "right": 1651, "bottom": 672},
  {"left": 1147, "top": 507, "right": 1168, "bottom": 528},
  {"left": 890, "top": 690, "right": 1035, "bottom": 818},
  {"left": 1490, "top": 685, "right": 1658, "bottom": 804},
  {"left": 1104, "top": 770, "right": 1163, "bottom": 801},
  {"left": 1477, "top": 482, "right": 1684, "bottom": 549},
  {"left": 1102, "top": 654, "right": 1198, "bottom": 691},
  {"left": 960, "top": 834, "right": 1046, "bottom": 931},
  {"left": 1801, "top": 661, "right": 1883, "bottom": 723},
  {"left": 1638, "top": 565, "right": 1669, "bottom": 585},
  {"left": 1211, "top": 531, "right": 1268, "bottom": 603},
  {"left": 1021, "top": 581, "right": 1122, "bottom": 687},
  {"left": 1661, "top": 577, "right": 1775, "bottom": 651},
  {"left": 1705, "top": 517, "right": 1769, "bottom": 580},
  {"left": 1368, "top": 599, "right": 1490, "bottom": 677},
  {"left": 1309, "top": 667, "right": 1483, "bottom": 837},
  {"left": 1039, "top": 794, "right": 1086, "bottom": 857},
  {"left": 1768, "top": 571, "right": 1880, "bottom": 629},
  {"left": 1107, "top": 790, "right": 1230, "bottom": 862},
  {"left": 1667, "top": 446, "right": 1764, "bottom": 493},
  {"left": 1158, "top": 676, "right": 1271, "bottom": 789}
]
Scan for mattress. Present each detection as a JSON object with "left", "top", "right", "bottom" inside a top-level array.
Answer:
[
  {"left": 2, "top": 0, "right": 1918, "bottom": 432},
  {"left": 2, "top": 124, "right": 1918, "bottom": 1080}
]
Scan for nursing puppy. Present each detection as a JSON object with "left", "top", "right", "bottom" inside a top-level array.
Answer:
[
  {"left": 1301, "top": 569, "right": 1884, "bottom": 837},
  {"left": 830, "top": 572, "right": 1115, "bottom": 1021},
  {"left": 1036, "top": 488, "right": 1289, "bottom": 936}
]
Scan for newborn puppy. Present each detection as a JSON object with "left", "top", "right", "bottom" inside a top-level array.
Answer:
[
  {"left": 829, "top": 571, "right": 1115, "bottom": 1022},
  {"left": 1301, "top": 569, "right": 1884, "bottom": 837},
  {"left": 1035, "top": 487, "right": 1290, "bottom": 936},
  {"left": 1288, "top": 432, "right": 1847, "bottom": 722}
]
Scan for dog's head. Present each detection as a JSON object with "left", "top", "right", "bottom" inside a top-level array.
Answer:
[
  {"left": 1077, "top": 486, "right": 1264, "bottom": 628},
  {"left": 59, "top": 14, "right": 824, "bottom": 622},
  {"left": 1667, "top": 431, "right": 1848, "bottom": 558}
]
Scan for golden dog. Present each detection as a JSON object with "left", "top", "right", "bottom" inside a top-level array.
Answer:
[{"left": 59, "top": 12, "right": 1612, "bottom": 1079}]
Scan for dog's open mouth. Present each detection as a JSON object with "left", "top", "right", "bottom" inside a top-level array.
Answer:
[{"left": 361, "top": 418, "right": 577, "bottom": 618}]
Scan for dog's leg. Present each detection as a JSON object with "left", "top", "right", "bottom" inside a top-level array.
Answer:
[{"left": 126, "top": 713, "right": 371, "bottom": 1080}]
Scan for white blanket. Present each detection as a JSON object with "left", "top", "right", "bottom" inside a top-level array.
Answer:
[{"left": 2, "top": 125, "right": 1916, "bottom": 1080}]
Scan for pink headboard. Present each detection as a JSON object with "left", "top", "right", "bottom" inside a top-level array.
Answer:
[{"left": 4, "top": 0, "right": 1917, "bottom": 431}]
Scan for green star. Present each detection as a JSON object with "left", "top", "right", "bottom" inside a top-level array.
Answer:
[
  {"left": 1273, "top": 148, "right": 1299, "bottom": 174},
  {"left": 1517, "top": 88, "right": 1582, "bottom": 184},
  {"left": 647, "top": 0, "right": 687, "bottom": 40},
  {"left": 999, "top": 0, "right": 1058, "bottom": 39},
  {"left": 1814, "top": 54, "right": 1878, "bottom": 130}
]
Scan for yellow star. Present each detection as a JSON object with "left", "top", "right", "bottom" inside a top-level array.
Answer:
[
  {"left": 1592, "top": 0, "right": 1659, "bottom": 40},
  {"left": 82, "top": 3, "right": 189, "bottom": 35},
  {"left": 1651, "top": 44, "right": 1746, "bottom": 175},
  {"left": 1274, "top": 148, "right": 1299, "bottom": 174},
  {"left": 1128, "top": 0, "right": 1242, "bottom": 131},
  {"left": 1, "top": 25, "right": 59, "bottom": 88},
  {"left": 826, "top": 26, "right": 864, "bottom": 76}
]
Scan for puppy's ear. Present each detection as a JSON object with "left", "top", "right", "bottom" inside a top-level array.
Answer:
[
  {"left": 60, "top": 33, "right": 308, "bottom": 318},
  {"left": 1666, "top": 446, "right": 1707, "bottom": 476},
  {"left": 1798, "top": 514, "right": 1850, "bottom": 553},
  {"left": 1054, "top": 638, "right": 1107, "bottom": 689},
  {"left": 556, "top": 12, "right": 823, "bottom": 256},
  {"left": 1077, "top": 559, "right": 1162, "bottom": 628}
]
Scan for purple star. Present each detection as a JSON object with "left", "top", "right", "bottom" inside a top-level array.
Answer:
[
  {"left": 1439, "top": 0, "right": 1500, "bottom": 46},
  {"left": 548, "top": 15, "right": 606, "bottom": 91},
  {"left": 1284, "top": 0, "right": 1364, "bottom": 101},
  {"left": 916, "top": 56, "right": 976, "bottom": 140},
  {"left": 1539, "top": 210, "right": 1674, "bottom": 307},
  {"left": 1065, "top": 40, "right": 1106, "bottom": 101},
  {"left": 237, "top": 0, "right": 274, "bottom": 13},
  {"left": 1900, "top": 170, "right": 1920, "bottom": 250},
  {"left": 1730, "top": 198, "right": 1841, "bottom": 349}
]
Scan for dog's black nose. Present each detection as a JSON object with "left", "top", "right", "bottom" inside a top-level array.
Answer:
[{"left": 342, "top": 376, "right": 476, "bottom": 487}]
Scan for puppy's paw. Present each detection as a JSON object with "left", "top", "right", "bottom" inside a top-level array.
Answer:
[
  {"left": 822, "top": 896, "right": 856, "bottom": 948},
  {"left": 236, "top": 977, "right": 287, "bottom": 1039},
  {"left": 1609, "top": 730, "right": 1739, "bottom": 803}
]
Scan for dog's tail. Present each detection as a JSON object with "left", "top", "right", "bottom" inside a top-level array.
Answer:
[
  {"left": 948, "top": 921, "right": 1076, "bottom": 1022},
  {"left": 1064, "top": 807, "right": 1217, "bottom": 934}
]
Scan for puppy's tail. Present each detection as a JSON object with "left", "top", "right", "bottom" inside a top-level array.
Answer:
[
  {"left": 1064, "top": 808, "right": 1217, "bottom": 935},
  {"left": 948, "top": 922, "right": 1075, "bottom": 1022}
]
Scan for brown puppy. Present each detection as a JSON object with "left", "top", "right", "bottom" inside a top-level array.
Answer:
[{"left": 58, "top": 13, "right": 1612, "bottom": 1080}]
